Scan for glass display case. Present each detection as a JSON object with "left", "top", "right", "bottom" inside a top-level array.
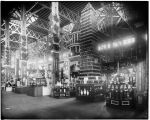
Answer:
[
  {"left": 29, "top": 78, "right": 46, "bottom": 86},
  {"left": 76, "top": 77, "right": 106, "bottom": 101},
  {"left": 53, "top": 84, "right": 70, "bottom": 98},
  {"left": 106, "top": 73, "right": 136, "bottom": 108}
]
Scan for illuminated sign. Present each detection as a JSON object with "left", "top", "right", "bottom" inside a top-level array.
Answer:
[{"left": 98, "top": 37, "right": 135, "bottom": 51}]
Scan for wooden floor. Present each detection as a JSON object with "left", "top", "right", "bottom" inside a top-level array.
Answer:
[{"left": 1, "top": 91, "right": 148, "bottom": 119}]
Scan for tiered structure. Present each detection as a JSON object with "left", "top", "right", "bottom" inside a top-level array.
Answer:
[
  {"left": 79, "top": 3, "right": 101, "bottom": 81},
  {"left": 75, "top": 3, "right": 106, "bottom": 100}
]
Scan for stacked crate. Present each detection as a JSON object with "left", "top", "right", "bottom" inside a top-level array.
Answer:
[{"left": 79, "top": 3, "right": 101, "bottom": 79}]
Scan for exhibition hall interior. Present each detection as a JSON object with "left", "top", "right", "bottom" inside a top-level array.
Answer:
[{"left": 1, "top": 1, "right": 148, "bottom": 119}]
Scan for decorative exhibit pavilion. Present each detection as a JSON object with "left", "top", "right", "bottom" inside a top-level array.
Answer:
[{"left": 1, "top": 2, "right": 148, "bottom": 109}]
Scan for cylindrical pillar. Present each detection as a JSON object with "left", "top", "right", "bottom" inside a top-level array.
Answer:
[
  {"left": 20, "top": 5, "right": 28, "bottom": 86},
  {"left": 136, "top": 60, "right": 147, "bottom": 110}
]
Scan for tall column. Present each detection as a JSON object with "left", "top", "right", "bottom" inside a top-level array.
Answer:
[
  {"left": 135, "top": 33, "right": 148, "bottom": 109},
  {"left": 15, "top": 51, "right": 19, "bottom": 84},
  {"left": 145, "top": 33, "right": 148, "bottom": 95},
  {"left": 20, "top": 5, "right": 28, "bottom": 85},
  {"left": 48, "top": 2, "right": 60, "bottom": 87},
  {"left": 4, "top": 20, "right": 11, "bottom": 82},
  {"left": 136, "top": 61, "right": 145, "bottom": 105}
]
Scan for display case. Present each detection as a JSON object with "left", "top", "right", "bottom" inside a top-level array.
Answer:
[
  {"left": 36, "top": 78, "right": 47, "bottom": 86},
  {"left": 53, "top": 86, "right": 70, "bottom": 98},
  {"left": 76, "top": 83, "right": 106, "bottom": 101},
  {"left": 29, "top": 78, "right": 47, "bottom": 86},
  {"left": 27, "top": 86, "right": 43, "bottom": 97},
  {"left": 106, "top": 74, "right": 135, "bottom": 108},
  {"left": 69, "top": 82, "right": 76, "bottom": 97},
  {"left": 26, "top": 77, "right": 47, "bottom": 97}
]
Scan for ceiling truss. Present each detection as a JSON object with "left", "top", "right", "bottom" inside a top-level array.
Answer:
[
  {"left": 1, "top": 2, "right": 133, "bottom": 63},
  {"left": 39, "top": 3, "right": 79, "bottom": 24},
  {"left": 96, "top": 2, "right": 133, "bottom": 37}
]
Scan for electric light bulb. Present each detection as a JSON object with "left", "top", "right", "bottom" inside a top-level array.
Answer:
[
  {"left": 107, "top": 43, "right": 111, "bottom": 49},
  {"left": 144, "top": 34, "right": 147, "bottom": 41},
  {"left": 39, "top": 60, "right": 43, "bottom": 63},
  {"left": 49, "top": 56, "right": 53, "bottom": 61},
  {"left": 131, "top": 37, "right": 135, "bottom": 43},
  {"left": 127, "top": 38, "right": 131, "bottom": 44},
  {"left": 118, "top": 41, "right": 122, "bottom": 46},
  {"left": 113, "top": 42, "right": 118, "bottom": 47},
  {"left": 123, "top": 39, "right": 128, "bottom": 45},
  {"left": 98, "top": 46, "right": 102, "bottom": 51},
  {"left": 103, "top": 44, "right": 106, "bottom": 49}
]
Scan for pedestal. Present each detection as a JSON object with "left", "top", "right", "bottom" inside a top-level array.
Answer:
[
  {"left": 136, "top": 93, "right": 147, "bottom": 111},
  {"left": 42, "top": 86, "right": 51, "bottom": 96},
  {"left": 6, "top": 87, "right": 12, "bottom": 92},
  {"left": 27, "top": 86, "right": 42, "bottom": 97},
  {"left": 15, "top": 87, "right": 28, "bottom": 94}
]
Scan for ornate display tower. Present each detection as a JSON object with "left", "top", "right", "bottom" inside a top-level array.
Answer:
[
  {"left": 80, "top": 3, "right": 101, "bottom": 81},
  {"left": 49, "top": 2, "right": 60, "bottom": 86}
]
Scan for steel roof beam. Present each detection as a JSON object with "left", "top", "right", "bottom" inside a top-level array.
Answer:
[
  {"left": 28, "top": 18, "right": 49, "bottom": 31},
  {"left": 96, "top": 2, "right": 134, "bottom": 37},
  {"left": 9, "top": 8, "right": 49, "bottom": 32},
  {"left": 9, "top": 21, "right": 46, "bottom": 39},
  {"left": 25, "top": 2, "right": 39, "bottom": 15},
  {"left": 39, "top": 3, "right": 79, "bottom": 24}
]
